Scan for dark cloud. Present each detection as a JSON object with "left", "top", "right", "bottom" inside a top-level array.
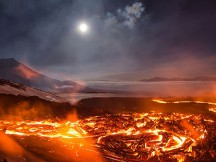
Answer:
[{"left": 0, "top": 0, "right": 216, "bottom": 80}]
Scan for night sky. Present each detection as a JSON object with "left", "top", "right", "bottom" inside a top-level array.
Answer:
[{"left": 0, "top": 0, "right": 216, "bottom": 80}]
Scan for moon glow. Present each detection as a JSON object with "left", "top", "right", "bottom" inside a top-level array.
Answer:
[{"left": 78, "top": 23, "right": 88, "bottom": 33}]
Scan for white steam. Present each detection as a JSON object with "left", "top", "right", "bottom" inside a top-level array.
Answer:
[{"left": 105, "top": 2, "right": 145, "bottom": 29}]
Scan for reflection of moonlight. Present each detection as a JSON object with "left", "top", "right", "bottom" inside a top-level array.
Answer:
[{"left": 78, "top": 23, "right": 88, "bottom": 33}]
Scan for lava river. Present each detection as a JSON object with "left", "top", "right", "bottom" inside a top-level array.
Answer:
[{"left": 0, "top": 110, "right": 216, "bottom": 162}]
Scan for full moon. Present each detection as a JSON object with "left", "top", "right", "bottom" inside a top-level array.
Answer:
[{"left": 78, "top": 23, "right": 88, "bottom": 33}]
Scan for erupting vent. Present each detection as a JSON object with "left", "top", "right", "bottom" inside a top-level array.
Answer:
[{"left": 0, "top": 111, "right": 216, "bottom": 161}]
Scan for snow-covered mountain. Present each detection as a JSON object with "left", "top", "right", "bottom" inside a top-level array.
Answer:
[
  {"left": 0, "top": 58, "right": 91, "bottom": 93},
  {"left": 0, "top": 79, "right": 67, "bottom": 103}
]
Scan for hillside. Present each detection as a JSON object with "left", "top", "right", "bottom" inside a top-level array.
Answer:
[
  {"left": 0, "top": 58, "right": 91, "bottom": 93},
  {"left": 0, "top": 79, "right": 74, "bottom": 119},
  {"left": 0, "top": 79, "right": 67, "bottom": 103}
]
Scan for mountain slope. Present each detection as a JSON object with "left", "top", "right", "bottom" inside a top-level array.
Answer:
[
  {"left": 0, "top": 79, "right": 67, "bottom": 103},
  {"left": 0, "top": 58, "right": 89, "bottom": 92}
]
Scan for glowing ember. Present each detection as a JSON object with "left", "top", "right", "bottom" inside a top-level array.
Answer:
[
  {"left": 209, "top": 107, "right": 216, "bottom": 113},
  {"left": 152, "top": 99, "right": 167, "bottom": 104},
  {"left": 0, "top": 111, "right": 215, "bottom": 161}
]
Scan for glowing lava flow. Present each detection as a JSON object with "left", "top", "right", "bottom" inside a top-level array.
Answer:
[
  {"left": 209, "top": 107, "right": 216, "bottom": 113},
  {"left": 153, "top": 99, "right": 216, "bottom": 114},
  {"left": 153, "top": 99, "right": 216, "bottom": 106},
  {"left": 0, "top": 112, "right": 215, "bottom": 161}
]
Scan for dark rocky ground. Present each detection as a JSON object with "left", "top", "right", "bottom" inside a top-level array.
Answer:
[{"left": 0, "top": 94, "right": 214, "bottom": 119}]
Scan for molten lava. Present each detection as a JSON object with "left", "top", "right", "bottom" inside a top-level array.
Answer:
[{"left": 0, "top": 111, "right": 215, "bottom": 161}]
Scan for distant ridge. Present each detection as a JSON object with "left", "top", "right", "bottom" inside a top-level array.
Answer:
[
  {"left": 0, "top": 58, "right": 92, "bottom": 93},
  {"left": 140, "top": 76, "right": 216, "bottom": 82}
]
